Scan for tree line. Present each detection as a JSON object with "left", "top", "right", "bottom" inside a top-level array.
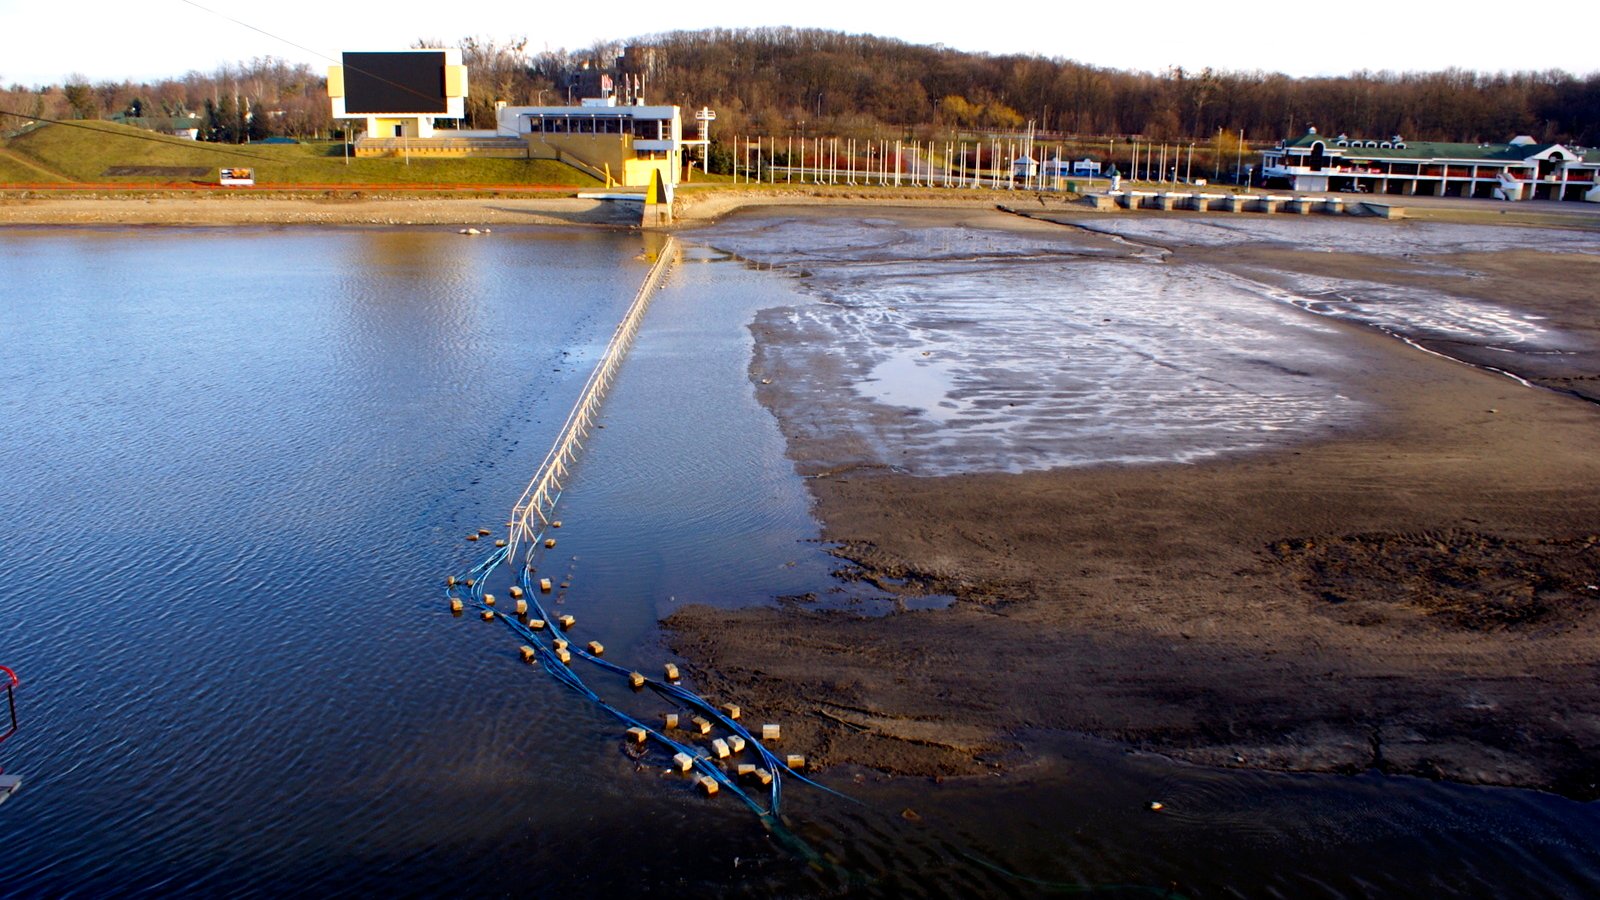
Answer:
[{"left": 4, "top": 28, "right": 1597, "bottom": 146}]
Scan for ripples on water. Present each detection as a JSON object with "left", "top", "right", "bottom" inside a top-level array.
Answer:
[{"left": 1, "top": 223, "right": 1596, "bottom": 896}]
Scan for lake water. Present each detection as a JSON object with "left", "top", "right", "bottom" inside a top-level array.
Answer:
[{"left": 1, "top": 222, "right": 1596, "bottom": 897}]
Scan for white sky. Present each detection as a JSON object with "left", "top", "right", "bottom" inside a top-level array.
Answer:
[{"left": 2, "top": 0, "right": 1594, "bottom": 88}]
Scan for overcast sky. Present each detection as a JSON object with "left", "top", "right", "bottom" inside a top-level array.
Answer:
[{"left": 2, "top": 0, "right": 1595, "bottom": 87}]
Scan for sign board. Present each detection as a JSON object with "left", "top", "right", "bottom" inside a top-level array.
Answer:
[{"left": 219, "top": 168, "right": 255, "bottom": 187}]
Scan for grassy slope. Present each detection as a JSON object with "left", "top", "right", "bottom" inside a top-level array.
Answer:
[{"left": 2, "top": 121, "right": 601, "bottom": 187}]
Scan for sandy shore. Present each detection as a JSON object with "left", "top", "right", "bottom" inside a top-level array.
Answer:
[{"left": 665, "top": 205, "right": 1600, "bottom": 799}]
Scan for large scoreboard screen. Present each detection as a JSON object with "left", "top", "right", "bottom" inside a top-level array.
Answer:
[{"left": 341, "top": 51, "right": 448, "bottom": 115}]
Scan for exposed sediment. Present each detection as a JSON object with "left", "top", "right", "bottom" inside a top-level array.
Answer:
[{"left": 666, "top": 205, "right": 1600, "bottom": 799}]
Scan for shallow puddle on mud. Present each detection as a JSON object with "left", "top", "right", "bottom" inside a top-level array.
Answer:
[{"left": 702, "top": 214, "right": 1364, "bottom": 475}]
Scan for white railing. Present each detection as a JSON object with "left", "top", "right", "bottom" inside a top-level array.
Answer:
[{"left": 506, "top": 237, "right": 676, "bottom": 561}]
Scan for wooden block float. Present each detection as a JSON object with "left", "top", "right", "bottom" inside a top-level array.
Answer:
[
  {"left": 519, "top": 645, "right": 536, "bottom": 664},
  {"left": 494, "top": 539, "right": 506, "bottom": 547},
  {"left": 698, "top": 776, "right": 719, "bottom": 796},
  {"left": 480, "top": 610, "right": 495, "bottom": 621},
  {"left": 552, "top": 521, "right": 563, "bottom": 528},
  {"left": 557, "top": 614, "right": 575, "bottom": 629},
  {"left": 626, "top": 726, "right": 648, "bottom": 744},
  {"left": 754, "top": 768, "right": 773, "bottom": 785},
  {"left": 786, "top": 754, "right": 805, "bottom": 770},
  {"left": 691, "top": 716, "right": 712, "bottom": 735},
  {"left": 663, "top": 712, "right": 680, "bottom": 729},
  {"left": 514, "top": 599, "right": 527, "bottom": 615},
  {"left": 672, "top": 752, "right": 694, "bottom": 772},
  {"left": 508, "top": 585, "right": 524, "bottom": 599},
  {"left": 586, "top": 641, "right": 604, "bottom": 656},
  {"left": 447, "top": 575, "right": 457, "bottom": 586},
  {"left": 483, "top": 593, "right": 495, "bottom": 606},
  {"left": 628, "top": 672, "right": 646, "bottom": 688},
  {"left": 478, "top": 528, "right": 491, "bottom": 536},
  {"left": 552, "top": 638, "right": 568, "bottom": 651},
  {"left": 555, "top": 648, "right": 572, "bottom": 665},
  {"left": 528, "top": 618, "right": 546, "bottom": 630},
  {"left": 539, "top": 578, "right": 552, "bottom": 593},
  {"left": 762, "top": 723, "right": 781, "bottom": 741},
  {"left": 721, "top": 704, "right": 741, "bottom": 720},
  {"left": 544, "top": 538, "right": 557, "bottom": 549},
  {"left": 449, "top": 598, "right": 463, "bottom": 613},
  {"left": 728, "top": 735, "right": 746, "bottom": 754},
  {"left": 663, "top": 663, "right": 680, "bottom": 681},
  {"left": 711, "top": 738, "right": 731, "bottom": 759},
  {"left": 736, "top": 764, "right": 757, "bottom": 776},
  {"left": 467, "top": 534, "right": 479, "bottom": 541}
]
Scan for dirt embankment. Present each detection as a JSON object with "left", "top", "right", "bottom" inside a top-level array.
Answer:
[{"left": 666, "top": 212, "right": 1600, "bottom": 799}]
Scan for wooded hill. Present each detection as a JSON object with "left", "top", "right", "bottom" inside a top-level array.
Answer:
[{"left": 4, "top": 28, "right": 1596, "bottom": 146}]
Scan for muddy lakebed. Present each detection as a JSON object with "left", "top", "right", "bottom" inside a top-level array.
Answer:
[{"left": 668, "top": 206, "right": 1600, "bottom": 895}]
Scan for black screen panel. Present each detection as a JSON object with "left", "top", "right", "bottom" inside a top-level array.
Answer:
[{"left": 342, "top": 51, "right": 447, "bottom": 114}]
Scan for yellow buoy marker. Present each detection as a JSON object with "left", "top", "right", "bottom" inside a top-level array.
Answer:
[
  {"left": 728, "top": 735, "right": 747, "bottom": 754},
  {"left": 762, "top": 723, "right": 781, "bottom": 741},
  {"left": 626, "top": 726, "right": 648, "bottom": 744},
  {"left": 691, "top": 716, "right": 712, "bottom": 736},
  {"left": 557, "top": 614, "right": 575, "bottom": 630},
  {"left": 736, "top": 763, "right": 757, "bottom": 777},
  {"left": 663, "top": 663, "right": 680, "bottom": 681},
  {"left": 672, "top": 752, "right": 694, "bottom": 773},
  {"left": 711, "top": 738, "right": 731, "bottom": 759},
  {"left": 754, "top": 768, "right": 773, "bottom": 785},
  {"left": 528, "top": 618, "right": 546, "bottom": 630},
  {"left": 786, "top": 754, "right": 806, "bottom": 770},
  {"left": 544, "top": 538, "right": 557, "bottom": 549},
  {"left": 519, "top": 645, "right": 537, "bottom": 664},
  {"left": 508, "top": 585, "right": 524, "bottom": 599},
  {"left": 539, "top": 578, "right": 553, "bottom": 593},
  {"left": 480, "top": 610, "right": 495, "bottom": 621},
  {"left": 663, "top": 712, "right": 680, "bottom": 729},
  {"left": 587, "top": 641, "right": 605, "bottom": 656},
  {"left": 721, "top": 703, "right": 741, "bottom": 720},
  {"left": 483, "top": 593, "right": 495, "bottom": 606},
  {"left": 514, "top": 599, "right": 528, "bottom": 615},
  {"left": 555, "top": 648, "right": 572, "bottom": 665},
  {"left": 628, "top": 671, "right": 646, "bottom": 689},
  {"left": 698, "top": 775, "right": 719, "bottom": 796}
]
